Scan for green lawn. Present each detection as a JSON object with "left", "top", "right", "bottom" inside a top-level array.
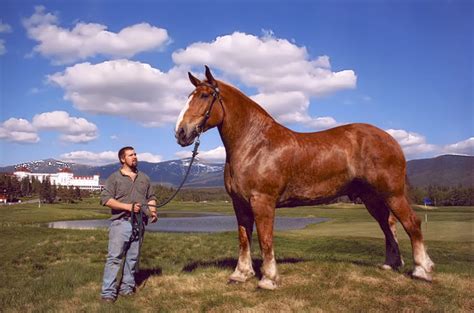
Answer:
[{"left": 0, "top": 199, "right": 472, "bottom": 312}]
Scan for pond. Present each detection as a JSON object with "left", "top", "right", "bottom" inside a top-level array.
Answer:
[{"left": 48, "top": 212, "right": 329, "bottom": 233}]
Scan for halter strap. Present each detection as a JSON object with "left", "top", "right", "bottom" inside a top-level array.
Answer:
[{"left": 195, "top": 82, "right": 224, "bottom": 134}]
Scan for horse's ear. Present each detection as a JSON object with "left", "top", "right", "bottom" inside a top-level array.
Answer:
[
  {"left": 188, "top": 72, "right": 201, "bottom": 87},
  {"left": 205, "top": 65, "right": 217, "bottom": 86}
]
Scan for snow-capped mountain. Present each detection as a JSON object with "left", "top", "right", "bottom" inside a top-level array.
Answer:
[
  {"left": 1, "top": 158, "right": 96, "bottom": 175},
  {"left": 0, "top": 157, "right": 225, "bottom": 187}
]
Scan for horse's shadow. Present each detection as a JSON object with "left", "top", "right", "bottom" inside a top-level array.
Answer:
[
  {"left": 136, "top": 267, "right": 163, "bottom": 287},
  {"left": 182, "top": 257, "right": 306, "bottom": 278}
]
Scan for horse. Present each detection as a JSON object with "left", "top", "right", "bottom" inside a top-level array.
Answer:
[{"left": 175, "top": 66, "right": 434, "bottom": 290}]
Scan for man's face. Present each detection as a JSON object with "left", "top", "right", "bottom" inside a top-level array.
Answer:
[{"left": 121, "top": 149, "right": 138, "bottom": 169}]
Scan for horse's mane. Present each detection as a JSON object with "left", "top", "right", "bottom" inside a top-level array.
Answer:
[{"left": 212, "top": 79, "right": 276, "bottom": 122}]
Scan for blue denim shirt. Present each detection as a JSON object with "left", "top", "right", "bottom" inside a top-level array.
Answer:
[{"left": 100, "top": 170, "right": 156, "bottom": 220}]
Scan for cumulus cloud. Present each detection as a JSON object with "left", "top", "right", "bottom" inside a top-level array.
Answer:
[
  {"left": 386, "top": 129, "right": 437, "bottom": 157},
  {"left": 60, "top": 150, "right": 162, "bottom": 165},
  {"left": 47, "top": 31, "right": 353, "bottom": 131},
  {"left": 172, "top": 32, "right": 356, "bottom": 95},
  {"left": 250, "top": 91, "right": 338, "bottom": 129},
  {"left": 0, "top": 111, "right": 98, "bottom": 144},
  {"left": 175, "top": 146, "right": 226, "bottom": 162},
  {"left": 0, "top": 21, "right": 12, "bottom": 33},
  {"left": 48, "top": 60, "right": 192, "bottom": 126},
  {"left": 442, "top": 137, "right": 474, "bottom": 156},
  {"left": 0, "top": 118, "right": 39, "bottom": 143},
  {"left": 0, "top": 20, "right": 12, "bottom": 56},
  {"left": 60, "top": 150, "right": 116, "bottom": 165},
  {"left": 32, "top": 111, "right": 98, "bottom": 143},
  {"left": 138, "top": 152, "right": 163, "bottom": 163},
  {"left": 172, "top": 31, "right": 354, "bottom": 129},
  {"left": 0, "top": 39, "right": 6, "bottom": 55},
  {"left": 22, "top": 6, "right": 170, "bottom": 64}
]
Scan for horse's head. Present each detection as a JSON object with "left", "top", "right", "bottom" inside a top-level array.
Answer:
[{"left": 175, "top": 66, "right": 224, "bottom": 147}]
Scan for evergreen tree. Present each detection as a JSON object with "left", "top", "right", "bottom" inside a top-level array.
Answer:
[
  {"left": 51, "top": 183, "right": 57, "bottom": 202},
  {"left": 40, "top": 177, "right": 54, "bottom": 203},
  {"left": 31, "top": 176, "right": 41, "bottom": 195},
  {"left": 20, "top": 177, "right": 32, "bottom": 196},
  {"left": 68, "top": 186, "right": 75, "bottom": 203},
  {"left": 74, "top": 186, "right": 82, "bottom": 201}
]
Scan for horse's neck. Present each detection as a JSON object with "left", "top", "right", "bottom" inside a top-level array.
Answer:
[{"left": 218, "top": 85, "right": 276, "bottom": 156}]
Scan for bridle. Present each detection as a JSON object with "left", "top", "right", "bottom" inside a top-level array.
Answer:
[{"left": 193, "top": 82, "right": 224, "bottom": 136}]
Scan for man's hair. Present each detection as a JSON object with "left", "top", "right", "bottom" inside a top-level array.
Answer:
[{"left": 118, "top": 146, "right": 134, "bottom": 164}]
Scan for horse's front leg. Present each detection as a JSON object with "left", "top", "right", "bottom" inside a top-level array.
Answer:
[
  {"left": 251, "top": 194, "right": 279, "bottom": 290},
  {"left": 229, "top": 199, "right": 255, "bottom": 283}
]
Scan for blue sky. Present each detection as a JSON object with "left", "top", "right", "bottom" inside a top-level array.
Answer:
[{"left": 0, "top": 0, "right": 472, "bottom": 166}]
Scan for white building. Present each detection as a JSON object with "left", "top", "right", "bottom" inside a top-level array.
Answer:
[{"left": 13, "top": 167, "right": 102, "bottom": 191}]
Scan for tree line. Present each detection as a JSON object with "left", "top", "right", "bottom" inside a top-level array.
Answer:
[
  {"left": 2, "top": 173, "right": 473, "bottom": 206},
  {"left": 154, "top": 185, "right": 231, "bottom": 203},
  {"left": 0, "top": 174, "right": 90, "bottom": 204},
  {"left": 408, "top": 184, "right": 474, "bottom": 206},
  {"left": 154, "top": 184, "right": 474, "bottom": 206}
]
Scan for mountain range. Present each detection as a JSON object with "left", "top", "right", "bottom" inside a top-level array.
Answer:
[
  {"left": 0, "top": 158, "right": 225, "bottom": 188},
  {"left": 1, "top": 155, "right": 472, "bottom": 188}
]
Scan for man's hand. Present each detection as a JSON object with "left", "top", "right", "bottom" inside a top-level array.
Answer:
[
  {"left": 131, "top": 203, "right": 141, "bottom": 213},
  {"left": 150, "top": 211, "right": 158, "bottom": 223}
]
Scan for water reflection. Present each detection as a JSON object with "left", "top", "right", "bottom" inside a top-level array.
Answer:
[{"left": 48, "top": 212, "right": 328, "bottom": 233}]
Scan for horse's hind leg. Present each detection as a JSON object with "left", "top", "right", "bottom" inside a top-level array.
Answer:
[
  {"left": 361, "top": 194, "right": 403, "bottom": 270},
  {"left": 386, "top": 195, "right": 434, "bottom": 281},
  {"left": 387, "top": 213, "right": 405, "bottom": 268},
  {"left": 229, "top": 198, "right": 255, "bottom": 283}
]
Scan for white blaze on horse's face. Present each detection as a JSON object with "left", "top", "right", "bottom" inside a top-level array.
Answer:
[
  {"left": 175, "top": 93, "right": 202, "bottom": 147},
  {"left": 175, "top": 94, "right": 193, "bottom": 133}
]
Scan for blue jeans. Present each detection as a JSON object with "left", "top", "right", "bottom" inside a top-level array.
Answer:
[{"left": 101, "top": 218, "right": 141, "bottom": 298}]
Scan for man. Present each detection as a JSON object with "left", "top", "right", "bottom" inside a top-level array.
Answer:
[{"left": 100, "top": 146, "right": 158, "bottom": 302}]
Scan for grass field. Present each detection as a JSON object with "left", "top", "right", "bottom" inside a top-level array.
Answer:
[{"left": 0, "top": 197, "right": 472, "bottom": 312}]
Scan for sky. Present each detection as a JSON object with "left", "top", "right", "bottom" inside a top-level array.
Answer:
[{"left": 0, "top": 0, "right": 472, "bottom": 166}]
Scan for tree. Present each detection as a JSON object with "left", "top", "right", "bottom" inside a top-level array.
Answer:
[
  {"left": 40, "top": 177, "right": 54, "bottom": 203},
  {"left": 51, "top": 183, "right": 57, "bottom": 202},
  {"left": 68, "top": 186, "right": 76, "bottom": 203},
  {"left": 74, "top": 186, "right": 81, "bottom": 201},
  {"left": 31, "top": 176, "right": 41, "bottom": 195},
  {"left": 20, "top": 177, "right": 32, "bottom": 197}
]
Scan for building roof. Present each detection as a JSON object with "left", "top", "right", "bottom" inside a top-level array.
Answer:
[{"left": 15, "top": 166, "right": 31, "bottom": 172}]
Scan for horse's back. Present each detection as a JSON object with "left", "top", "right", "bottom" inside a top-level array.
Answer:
[
  {"left": 279, "top": 123, "right": 407, "bottom": 204},
  {"left": 297, "top": 122, "right": 404, "bottom": 165}
]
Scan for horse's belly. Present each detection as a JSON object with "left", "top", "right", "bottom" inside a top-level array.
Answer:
[{"left": 277, "top": 176, "right": 349, "bottom": 208}]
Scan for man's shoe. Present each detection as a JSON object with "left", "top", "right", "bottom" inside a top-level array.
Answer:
[{"left": 101, "top": 297, "right": 116, "bottom": 303}]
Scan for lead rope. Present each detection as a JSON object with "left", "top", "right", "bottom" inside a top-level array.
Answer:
[
  {"left": 127, "top": 84, "right": 221, "bottom": 273},
  {"left": 127, "top": 137, "right": 201, "bottom": 273},
  {"left": 148, "top": 136, "right": 201, "bottom": 209}
]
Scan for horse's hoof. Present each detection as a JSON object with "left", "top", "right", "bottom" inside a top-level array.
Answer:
[
  {"left": 411, "top": 266, "right": 433, "bottom": 282},
  {"left": 257, "top": 277, "right": 278, "bottom": 290},
  {"left": 425, "top": 258, "right": 435, "bottom": 273},
  {"left": 381, "top": 260, "right": 403, "bottom": 271}
]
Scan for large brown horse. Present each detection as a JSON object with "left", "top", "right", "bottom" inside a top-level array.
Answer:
[{"left": 175, "top": 66, "right": 434, "bottom": 290}]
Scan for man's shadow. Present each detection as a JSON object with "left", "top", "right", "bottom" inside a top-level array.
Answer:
[{"left": 182, "top": 257, "right": 305, "bottom": 278}]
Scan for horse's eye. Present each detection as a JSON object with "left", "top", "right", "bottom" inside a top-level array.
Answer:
[{"left": 200, "top": 93, "right": 210, "bottom": 99}]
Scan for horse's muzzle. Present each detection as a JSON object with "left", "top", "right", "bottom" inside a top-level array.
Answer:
[{"left": 175, "top": 126, "right": 197, "bottom": 147}]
